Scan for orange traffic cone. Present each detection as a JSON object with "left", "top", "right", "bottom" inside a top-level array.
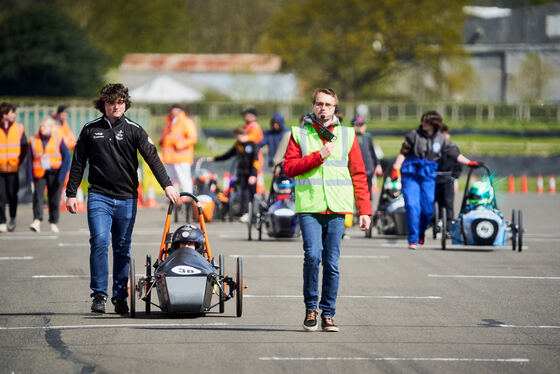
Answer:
[
  {"left": 145, "top": 183, "right": 158, "bottom": 208},
  {"left": 550, "top": 174, "right": 556, "bottom": 195},
  {"left": 537, "top": 174, "right": 544, "bottom": 194},
  {"left": 137, "top": 183, "right": 144, "bottom": 207},
  {"left": 222, "top": 172, "right": 231, "bottom": 196},
  {"left": 521, "top": 174, "right": 528, "bottom": 194},
  {"left": 60, "top": 190, "right": 67, "bottom": 211},
  {"left": 371, "top": 176, "right": 379, "bottom": 193},
  {"left": 508, "top": 174, "right": 516, "bottom": 194},
  {"left": 76, "top": 185, "right": 86, "bottom": 211}
]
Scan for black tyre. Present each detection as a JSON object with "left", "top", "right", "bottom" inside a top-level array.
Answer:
[
  {"left": 511, "top": 209, "right": 517, "bottom": 251},
  {"left": 517, "top": 210, "right": 523, "bottom": 252},
  {"left": 145, "top": 255, "right": 151, "bottom": 314},
  {"left": 257, "top": 214, "right": 263, "bottom": 241},
  {"left": 365, "top": 215, "right": 373, "bottom": 238},
  {"left": 129, "top": 257, "right": 136, "bottom": 318},
  {"left": 218, "top": 254, "right": 225, "bottom": 313},
  {"left": 441, "top": 208, "right": 447, "bottom": 250},
  {"left": 236, "top": 256, "right": 243, "bottom": 317},
  {"left": 433, "top": 202, "right": 439, "bottom": 239},
  {"left": 247, "top": 201, "right": 253, "bottom": 241}
]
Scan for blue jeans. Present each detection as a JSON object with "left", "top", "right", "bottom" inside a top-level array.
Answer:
[
  {"left": 401, "top": 157, "right": 438, "bottom": 244},
  {"left": 299, "top": 213, "right": 345, "bottom": 318},
  {"left": 87, "top": 192, "right": 137, "bottom": 302}
]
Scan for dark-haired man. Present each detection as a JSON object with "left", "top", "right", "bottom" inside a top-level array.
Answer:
[{"left": 65, "top": 83, "right": 179, "bottom": 314}]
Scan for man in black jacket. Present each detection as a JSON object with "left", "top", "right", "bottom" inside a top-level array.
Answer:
[
  {"left": 435, "top": 124, "right": 462, "bottom": 235},
  {"left": 66, "top": 84, "right": 179, "bottom": 314}
]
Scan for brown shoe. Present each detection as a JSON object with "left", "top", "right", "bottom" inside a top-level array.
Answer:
[
  {"left": 303, "top": 310, "right": 318, "bottom": 331},
  {"left": 321, "top": 317, "right": 339, "bottom": 332}
]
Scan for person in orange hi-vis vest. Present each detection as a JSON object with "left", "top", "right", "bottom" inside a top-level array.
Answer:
[
  {"left": 52, "top": 106, "right": 76, "bottom": 150},
  {"left": 27, "top": 117, "right": 71, "bottom": 233},
  {"left": 241, "top": 108, "right": 264, "bottom": 194},
  {"left": 160, "top": 104, "right": 198, "bottom": 193},
  {"left": 0, "top": 102, "right": 28, "bottom": 233}
]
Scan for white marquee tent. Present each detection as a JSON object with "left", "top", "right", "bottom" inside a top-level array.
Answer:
[{"left": 130, "top": 75, "right": 204, "bottom": 103}]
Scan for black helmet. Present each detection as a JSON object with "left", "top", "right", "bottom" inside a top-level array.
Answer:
[{"left": 171, "top": 224, "right": 205, "bottom": 251}]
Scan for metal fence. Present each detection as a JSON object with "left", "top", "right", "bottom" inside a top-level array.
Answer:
[{"left": 14, "top": 105, "right": 150, "bottom": 137}]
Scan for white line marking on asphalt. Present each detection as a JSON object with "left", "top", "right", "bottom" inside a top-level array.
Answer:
[
  {"left": 0, "top": 236, "right": 58, "bottom": 240},
  {"left": 0, "top": 256, "right": 33, "bottom": 260},
  {"left": 259, "top": 357, "right": 529, "bottom": 363},
  {"left": 245, "top": 295, "right": 441, "bottom": 299},
  {"left": 428, "top": 274, "right": 560, "bottom": 280},
  {"left": 58, "top": 242, "right": 161, "bottom": 247},
  {"left": 496, "top": 324, "right": 560, "bottom": 329},
  {"left": 229, "top": 255, "right": 389, "bottom": 259},
  {"left": 0, "top": 322, "right": 227, "bottom": 331},
  {"left": 32, "top": 275, "right": 88, "bottom": 279}
]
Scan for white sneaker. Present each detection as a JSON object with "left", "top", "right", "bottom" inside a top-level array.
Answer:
[
  {"left": 239, "top": 213, "right": 249, "bottom": 223},
  {"left": 0, "top": 223, "right": 7, "bottom": 233},
  {"left": 29, "top": 219, "right": 41, "bottom": 232},
  {"left": 50, "top": 223, "right": 59, "bottom": 233}
]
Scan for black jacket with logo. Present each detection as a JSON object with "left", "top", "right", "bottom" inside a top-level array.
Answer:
[{"left": 66, "top": 115, "right": 171, "bottom": 199}]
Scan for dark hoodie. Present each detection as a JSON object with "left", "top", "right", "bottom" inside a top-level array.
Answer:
[{"left": 259, "top": 111, "right": 288, "bottom": 167}]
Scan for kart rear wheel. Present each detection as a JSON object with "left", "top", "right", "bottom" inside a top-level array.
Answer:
[
  {"left": 145, "top": 255, "right": 151, "bottom": 314},
  {"left": 517, "top": 210, "right": 523, "bottom": 252},
  {"left": 441, "top": 208, "right": 447, "bottom": 250},
  {"left": 218, "top": 254, "right": 225, "bottom": 313},
  {"left": 129, "top": 257, "right": 136, "bottom": 318},
  {"left": 236, "top": 256, "right": 244, "bottom": 317},
  {"left": 257, "top": 214, "right": 263, "bottom": 241},
  {"left": 511, "top": 209, "right": 517, "bottom": 251},
  {"left": 247, "top": 201, "right": 253, "bottom": 241},
  {"left": 433, "top": 202, "right": 439, "bottom": 239}
]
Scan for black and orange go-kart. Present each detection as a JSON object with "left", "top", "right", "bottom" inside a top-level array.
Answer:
[{"left": 128, "top": 192, "right": 245, "bottom": 317}]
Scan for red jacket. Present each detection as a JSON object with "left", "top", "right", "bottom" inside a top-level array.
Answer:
[{"left": 284, "top": 122, "right": 372, "bottom": 216}]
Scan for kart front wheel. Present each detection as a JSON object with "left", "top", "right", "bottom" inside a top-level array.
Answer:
[
  {"left": 145, "top": 255, "right": 151, "bottom": 314},
  {"left": 129, "top": 257, "right": 136, "bottom": 318},
  {"left": 511, "top": 209, "right": 517, "bottom": 251},
  {"left": 517, "top": 210, "right": 523, "bottom": 252},
  {"left": 236, "top": 256, "right": 244, "bottom": 317},
  {"left": 247, "top": 201, "right": 253, "bottom": 241},
  {"left": 433, "top": 202, "right": 439, "bottom": 239},
  {"left": 441, "top": 209, "right": 447, "bottom": 250},
  {"left": 218, "top": 254, "right": 225, "bottom": 313}
]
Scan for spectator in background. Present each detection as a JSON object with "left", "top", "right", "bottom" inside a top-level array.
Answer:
[
  {"left": 391, "top": 111, "right": 480, "bottom": 250},
  {"left": 0, "top": 102, "right": 27, "bottom": 233},
  {"left": 242, "top": 108, "right": 264, "bottom": 194},
  {"left": 259, "top": 111, "right": 288, "bottom": 167},
  {"left": 272, "top": 115, "right": 304, "bottom": 168},
  {"left": 209, "top": 126, "right": 258, "bottom": 223},
  {"left": 284, "top": 88, "right": 371, "bottom": 332},
  {"left": 66, "top": 84, "right": 179, "bottom": 314},
  {"left": 434, "top": 124, "right": 462, "bottom": 236},
  {"left": 52, "top": 106, "right": 76, "bottom": 150},
  {"left": 351, "top": 116, "right": 383, "bottom": 195},
  {"left": 27, "top": 117, "right": 70, "bottom": 233},
  {"left": 160, "top": 104, "right": 198, "bottom": 193}
]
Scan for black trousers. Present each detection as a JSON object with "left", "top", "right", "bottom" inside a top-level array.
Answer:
[
  {"left": 435, "top": 176, "right": 455, "bottom": 231},
  {"left": 0, "top": 172, "right": 19, "bottom": 224},
  {"left": 238, "top": 174, "right": 256, "bottom": 215},
  {"left": 33, "top": 172, "right": 62, "bottom": 224}
]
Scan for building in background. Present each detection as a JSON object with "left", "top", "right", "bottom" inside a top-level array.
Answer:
[
  {"left": 463, "top": 3, "right": 560, "bottom": 103},
  {"left": 119, "top": 53, "right": 299, "bottom": 103}
]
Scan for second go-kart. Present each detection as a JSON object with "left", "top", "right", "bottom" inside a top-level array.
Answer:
[
  {"left": 129, "top": 192, "right": 245, "bottom": 317},
  {"left": 441, "top": 165, "right": 524, "bottom": 251}
]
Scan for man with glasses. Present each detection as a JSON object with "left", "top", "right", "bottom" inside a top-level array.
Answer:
[{"left": 284, "top": 88, "right": 371, "bottom": 332}]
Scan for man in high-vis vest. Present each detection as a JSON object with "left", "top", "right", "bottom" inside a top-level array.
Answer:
[
  {"left": 0, "top": 102, "right": 28, "bottom": 233},
  {"left": 27, "top": 117, "right": 70, "bottom": 233},
  {"left": 284, "top": 88, "right": 372, "bottom": 332},
  {"left": 160, "top": 104, "right": 198, "bottom": 193}
]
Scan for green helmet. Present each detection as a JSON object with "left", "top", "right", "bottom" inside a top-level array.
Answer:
[{"left": 468, "top": 180, "right": 494, "bottom": 206}]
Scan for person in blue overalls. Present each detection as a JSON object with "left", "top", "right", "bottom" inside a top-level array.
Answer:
[{"left": 390, "top": 111, "right": 481, "bottom": 250}]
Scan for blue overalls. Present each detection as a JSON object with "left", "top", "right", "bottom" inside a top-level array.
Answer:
[{"left": 401, "top": 156, "right": 439, "bottom": 244}]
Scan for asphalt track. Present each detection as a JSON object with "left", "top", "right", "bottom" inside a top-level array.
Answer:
[{"left": 1, "top": 193, "right": 559, "bottom": 374}]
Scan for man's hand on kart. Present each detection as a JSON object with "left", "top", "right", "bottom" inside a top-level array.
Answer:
[
  {"left": 468, "top": 161, "right": 484, "bottom": 169},
  {"left": 359, "top": 215, "right": 371, "bottom": 231},
  {"left": 165, "top": 185, "right": 180, "bottom": 204},
  {"left": 66, "top": 197, "right": 78, "bottom": 214},
  {"left": 248, "top": 176, "right": 257, "bottom": 185}
]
